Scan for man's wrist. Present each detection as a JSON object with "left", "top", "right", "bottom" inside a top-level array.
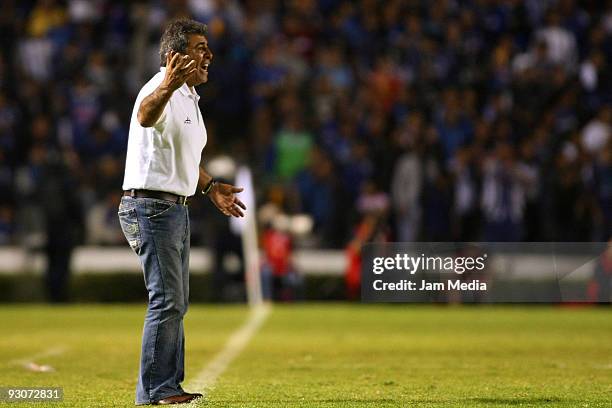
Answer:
[
  {"left": 158, "top": 81, "right": 177, "bottom": 95},
  {"left": 201, "top": 179, "right": 217, "bottom": 195}
]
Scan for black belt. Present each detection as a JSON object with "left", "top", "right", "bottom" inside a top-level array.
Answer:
[{"left": 124, "top": 189, "right": 188, "bottom": 205}]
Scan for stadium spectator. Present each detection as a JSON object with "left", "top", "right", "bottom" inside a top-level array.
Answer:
[
  {"left": 273, "top": 111, "right": 314, "bottom": 180},
  {"left": 261, "top": 216, "right": 301, "bottom": 301},
  {"left": 391, "top": 123, "right": 423, "bottom": 242},
  {"left": 450, "top": 146, "right": 481, "bottom": 241},
  {"left": 481, "top": 143, "right": 526, "bottom": 242},
  {"left": 41, "top": 148, "right": 84, "bottom": 302},
  {"left": 535, "top": 10, "right": 578, "bottom": 70},
  {"left": 0, "top": 205, "right": 14, "bottom": 245},
  {"left": 295, "top": 147, "right": 339, "bottom": 245},
  {"left": 345, "top": 184, "right": 390, "bottom": 300},
  {"left": 581, "top": 105, "right": 611, "bottom": 155},
  {"left": 86, "top": 191, "right": 123, "bottom": 245},
  {"left": 587, "top": 240, "right": 612, "bottom": 302}
]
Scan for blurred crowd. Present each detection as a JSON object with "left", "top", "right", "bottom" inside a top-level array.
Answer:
[{"left": 0, "top": 0, "right": 610, "bottom": 252}]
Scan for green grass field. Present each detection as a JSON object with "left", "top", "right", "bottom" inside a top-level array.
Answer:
[{"left": 0, "top": 304, "right": 610, "bottom": 407}]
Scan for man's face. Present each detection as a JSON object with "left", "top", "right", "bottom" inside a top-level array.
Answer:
[{"left": 185, "top": 34, "right": 213, "bottom": 87}]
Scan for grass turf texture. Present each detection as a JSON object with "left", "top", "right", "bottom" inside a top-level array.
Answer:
[{"left": 0, "top": 305, "right": 610, "bottom": 407}]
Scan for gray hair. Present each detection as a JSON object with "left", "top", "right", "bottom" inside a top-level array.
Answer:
[{"left": 159, "top": 18, "right": 208, "bottom": 66}]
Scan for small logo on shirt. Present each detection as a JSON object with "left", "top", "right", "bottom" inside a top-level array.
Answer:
[{"left": 184, "top": 116, "right": 192, "bottom": 124}]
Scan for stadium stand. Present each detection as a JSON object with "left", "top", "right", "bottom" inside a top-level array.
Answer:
[{"left": 0, "top": 0, "right": 610, "bottom": 253}]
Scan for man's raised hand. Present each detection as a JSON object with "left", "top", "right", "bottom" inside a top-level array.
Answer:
[{"left": 161, "top": 51, "right": 197, "bottom": 91}]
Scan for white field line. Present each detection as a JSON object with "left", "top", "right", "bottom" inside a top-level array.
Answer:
[
  {"left": 186, "top": 304, "right": 271, "bottom": 394},
  {"left": 8, "top": 346, "right": 67, "bottom": 368}
]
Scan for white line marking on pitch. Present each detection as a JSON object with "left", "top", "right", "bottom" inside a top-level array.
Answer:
[
  {"left": 186, "top": 304, "right": 271, "bottom": 394},
  {"left": 8, "top": 346, "right": 67, "bottom": 371}
]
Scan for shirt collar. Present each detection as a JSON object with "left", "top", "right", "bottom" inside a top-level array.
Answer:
[{"left": 159, "top": 67, "right": 200, "bottom": 100}]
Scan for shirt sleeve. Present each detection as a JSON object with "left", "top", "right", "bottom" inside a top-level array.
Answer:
[{"left": 135, "top": 74, "right": 168, "bottom": 129}]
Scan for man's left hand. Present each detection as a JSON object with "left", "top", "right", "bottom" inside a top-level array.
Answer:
[{"left": 208, "top": 183, "right": 246, "bottom": 217}]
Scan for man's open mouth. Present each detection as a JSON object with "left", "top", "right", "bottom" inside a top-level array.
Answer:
[{"left": 202, "top": 62, "right": 209, "bottom": 72}]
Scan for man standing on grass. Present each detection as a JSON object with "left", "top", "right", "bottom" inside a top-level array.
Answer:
[{"left": 118, "top": 18, "right": 246, "bottom": 405}]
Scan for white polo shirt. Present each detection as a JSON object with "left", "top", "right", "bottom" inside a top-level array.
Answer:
[{"left": 122, "top": 67, "right": 207, "bottom": 197}]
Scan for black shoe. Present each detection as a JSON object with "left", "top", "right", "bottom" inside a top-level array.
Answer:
[{"left": 153, "top": 392, "right": 203, "bottom": 405}]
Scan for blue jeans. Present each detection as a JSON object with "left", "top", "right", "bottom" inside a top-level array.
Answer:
[{"left": 118, "top": 196, "right": 190, "bottom": 405}]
